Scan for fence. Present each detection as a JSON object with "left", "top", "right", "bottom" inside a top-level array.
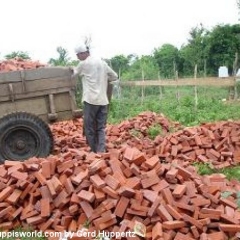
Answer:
[
  {"left": 116, "top": 77, "right": 239, "bottom": 106},
  {"left": 121, "top": 77, "right": 236, "bottom": 87}
]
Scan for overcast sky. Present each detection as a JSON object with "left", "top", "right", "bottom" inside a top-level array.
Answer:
[{"left": 0, "top": 0, "right": 239, "bottom": 63}]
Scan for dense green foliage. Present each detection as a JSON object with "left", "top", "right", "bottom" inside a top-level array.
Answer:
[{"left": 114, "top": 24, "right": 240, "bottom": 80}]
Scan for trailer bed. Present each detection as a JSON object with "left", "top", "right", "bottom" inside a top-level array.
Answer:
[{"left": 0, "top": 67, "right": 81, "bottom": 122}]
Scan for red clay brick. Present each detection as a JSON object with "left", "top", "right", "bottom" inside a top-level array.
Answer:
[
  {"left": 102, "top": 186, "right": 119, "bottom": 199},
  {"left": 53, "top": 189, "right": 68, "bottom": 208},
  {"left": 157, "top": 204, "right": 173, "bottom": 221},
  {"left": 165, "top": 204, "right": 183, "bottom": 220},
  {"left": 104, "top": 174, "right": 120, "bottom": 190},
  {"left": 90, "top": 174, "right": 106, "bottom": 188},
  {"left": 152, "top": 222, "right": 163, "bottom": 240},
  {"left": 118, "top": 186, "right": 135, "bottom": 198},
  {"left": 79, "top": 201, "right": 94, "bottom": 219},
  {"left": 0, "top": 186, "right": 13, "bottom": 201},
  {"left": 172, "top": 184, "right": 187, "bottom": 198},
  {"left": 40, "top": 198, "right": 50, "bottom": 217},
  {"left": 182, "top": 214, "right": 203, "bottom": 230},
  {"left": 78, "top": 190, "right": 95, "bottom": 203},
  {"left": 6, "top": 189, "right": 22, "bottom": 204},
  {"left": 219, "top": 224, "right": 240, "bottom": 232},
  {"left": 162, "top": 220, "right": 186, "bottom": 230},
  {"left": 11, "top": 171, "right": 28, "bottom": 181}
]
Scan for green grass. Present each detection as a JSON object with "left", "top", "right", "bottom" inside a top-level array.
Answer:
[
  {"left": 147, "top": 124, "right": 163, "bottom": 139},
  {"left": 108, "top": 86, "right": 240, "bottom": 126},
  {"left": 194, "top": 163, "right": 240, "bottom": 181}
]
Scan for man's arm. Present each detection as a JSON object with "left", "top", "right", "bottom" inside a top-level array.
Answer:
[
  {"left": 72, "top": 62, "right": 83, "bottom": 76},
  {"left": 104, "top": 62, "right": 118, "bottom": 82}
]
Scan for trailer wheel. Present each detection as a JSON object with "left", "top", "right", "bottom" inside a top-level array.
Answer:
[{"left": 0, "top": 112, "right": 53, "bottom": 163}]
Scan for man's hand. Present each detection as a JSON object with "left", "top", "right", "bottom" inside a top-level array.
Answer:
[{"left": 69, "top": 67, "right": 74, "bottom": 75}]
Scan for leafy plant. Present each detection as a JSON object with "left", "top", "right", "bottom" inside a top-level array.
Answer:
[
  {"left": 193, "top": 163, "right": 215, "bottom": 175},
  {"left": 5, "top": 51, "right": 31, "bottom": 60},
  {"left": 83, "top": 219, "right": 90, "bottom": 228},
  {"left": 147, "top": 124, "right": 162, "bottom": 139}
]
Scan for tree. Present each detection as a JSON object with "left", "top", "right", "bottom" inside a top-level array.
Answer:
[
  {"left": 207, "top": 24, "right": 240, "bottom": 75},
  {"left": 122, "top": 55, "right": 159, "bottom": 80},
  {"left": 179, "top": 24, "right": 209, "bottom": 77},
  {"left": 48, "top": 47, "right": 70, "bottom": 66},
  {"left": 153, "top": 44, "right": 179, "bottom": 78},
  {"left": 5, "top": 51, "right": 31, "bottom": 60},
  {"left": 109, "top": 55, "right": 129, "bottom": 77}
]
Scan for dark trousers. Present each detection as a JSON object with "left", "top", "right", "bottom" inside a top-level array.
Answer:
[{"left": 83, "top": 102, "right": 108, "bottom": 153}]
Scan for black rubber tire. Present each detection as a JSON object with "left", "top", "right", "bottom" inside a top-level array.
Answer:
[{"left": 0, "top": 112, "right": 53, "bottom": 162}]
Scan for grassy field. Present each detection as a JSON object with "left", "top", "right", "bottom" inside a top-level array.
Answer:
[{"left": 108, "top": 85, "right": 240, "bottom": 126}]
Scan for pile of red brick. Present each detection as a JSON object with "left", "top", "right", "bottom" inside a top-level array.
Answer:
[
  {"left": 51, "top": 112, "right": 240, "bottom": 169},
  {"left": 154, "top": 120, "right": 240, "bottom": 169},
  {"left": 0, "top": 149, "right": 240, "bottom": 239},
  {"left": 51, "top": 112, "right": 181, "bottom": 156},
  {"left": 0, "top": 57, "right": 45, "bottom": 72},
  {"left": 0, "top": 112, "right": 240, "bottom": 239}
]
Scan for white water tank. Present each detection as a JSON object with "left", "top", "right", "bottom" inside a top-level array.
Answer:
[{"left": 218, "top": 66, "right": 229, "bottom": 78}]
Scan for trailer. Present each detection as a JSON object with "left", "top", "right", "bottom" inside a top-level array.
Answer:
[{"left": 0, "top": 67, "right": 82, "bottom": 162}]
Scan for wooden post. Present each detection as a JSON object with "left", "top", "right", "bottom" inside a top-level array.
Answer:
[
  {"left": 141, "top": 61, "right": 145, "bottom": 105},
  {"left": 233, "top": 52, "right": 238, "bottom": 100},
  {"left": 175, "top": 70, "right": 179, "bottom": 103},
  {"left": 158, "top": 71, "right": 163, "bottom": 100},
  {"left": 174, "top": 60, "right": 179, "bottom": 103},
  {"left": 203, "top": 59, "right": 207, "bottom": 98},
  {"left": 204, "top": 59, "right": 207, "bottom": 78},
  {"left": 194, "top": 64, "right": 198, "bottom": 110}
]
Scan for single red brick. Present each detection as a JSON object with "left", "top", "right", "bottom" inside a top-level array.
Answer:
[
  {"left": 40, "top": 198, "right": 50, "bottom": 217},
  {"left": 162, "top": 221, "right": 186, "bottom": 230},
  {"left": 172, "top": 184, "right": 187, "bottom": 198},
  {"left": 11, "top": 171, "right": 28, "bottom": 181},
  {"left": 182, "top": 214, "right": 203, "bottom": 230},
  {"left": 6, "top": 189, "right": 22, "bottom": 204},
  {"left": 219, "top": 223, "right": 240, "bottom": 232},
  {"left": 79, "top": 201, "right": 94, "bottom": 219},
  {"left": 90, "top": 174, "right": 106, "bottom": 188},
  {"left": 145, "top": 155, "right": 159, "bottom": 169},
  {"left": 157, "top": 204, "right": 173, "bottom": 221},
  {"left": 105, "top": 174, "right": 120, "bottom": 190},
  {"left": 0, "top": 186, "right": 13, "bottom": 201},
  {"left": 165, "top": 204, "right": 183, "bottom": 220},
  {"left": 152, "top": 222, "right": 163, "bottom": 240},
  {"left": 78, "top": 190, "right": 95, "bottom": 203}
]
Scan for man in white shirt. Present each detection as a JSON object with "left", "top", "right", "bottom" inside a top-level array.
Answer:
[{"left": 73, "top": 44, "right": 118, "bottom": 153}]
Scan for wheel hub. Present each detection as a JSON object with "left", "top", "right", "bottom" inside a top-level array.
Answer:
[
  {"left": 16, "top": 140, "right": 26, "bottom": 150},
  {"left": 2, "top": 127, "right": 40, "bottom": 160}
]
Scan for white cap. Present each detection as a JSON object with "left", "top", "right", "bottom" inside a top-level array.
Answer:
[{"left": 74, "top": 44, "right": 88, "bottom": 54}]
